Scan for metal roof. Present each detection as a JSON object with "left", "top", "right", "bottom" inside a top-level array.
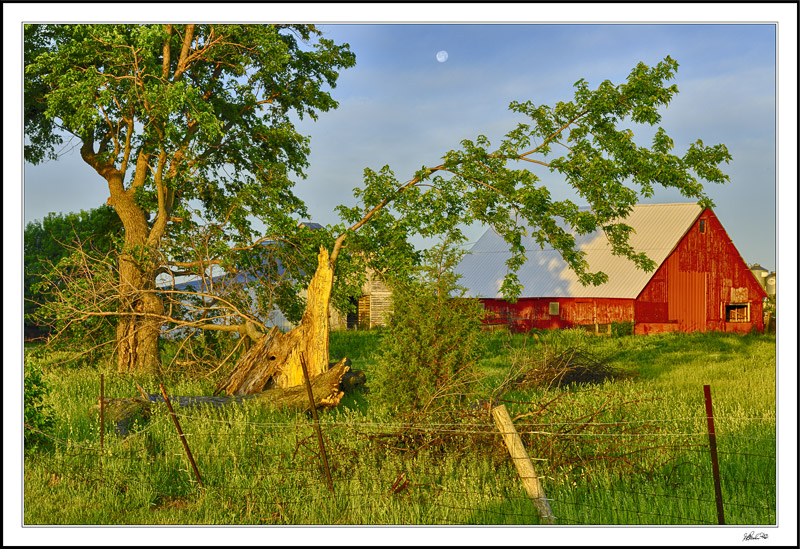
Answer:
[
  {"left": 455, "top": 203, "right": 703, "bottom": 299},
  {"left": 158, "top": 240, "right": 288, "bottom": 291}
]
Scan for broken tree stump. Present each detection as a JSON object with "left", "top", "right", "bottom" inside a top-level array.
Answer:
[{"left": 214, "top": 246, "right": 336, "bottom": 396}]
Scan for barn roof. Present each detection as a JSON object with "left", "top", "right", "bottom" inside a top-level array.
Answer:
[
  {"left": 159, "top": 221, "right": 325, "bottom": 291},
  {"left": 455, "top": 203, "right": 704, "bottom": 299}
]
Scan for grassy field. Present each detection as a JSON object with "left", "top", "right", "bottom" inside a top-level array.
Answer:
[{"left": 23, "top": 329, "right": 776, "bottom": 525}]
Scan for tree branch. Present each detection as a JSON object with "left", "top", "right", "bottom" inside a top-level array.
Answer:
[
  {"left": 331, "top": 163, "right": 445, "bottom": 263},
  {"left": 80, "top": 134, "right": 122, "bottom": 185},
  {"left": 172, "top": 24, "right": 196, "bottom": 82},
  {"left": 162, "top": 24, "right": 174, "bottom": 80},
  {"left": 148, "top": 149, "right": 170, "bottom": 247}
]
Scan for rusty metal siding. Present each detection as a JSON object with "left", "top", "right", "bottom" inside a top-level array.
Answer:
[
  {"left": 666, "top": 258, "right": 706, "bottom": 332},
  {"left": 635, "top": 322, "right": 680, "bottom": 335},
  {"left": 481, "top": 297, "right": 634, "bottom": 332},
  {"left": 635, "top": 210, "right": 767, "bottom": 333},
  {"left": 474, "top": 206, "right": 767, "bottom": 335},
  {"left": 593, "top": 299, "right": 636, "bottom": 324}
]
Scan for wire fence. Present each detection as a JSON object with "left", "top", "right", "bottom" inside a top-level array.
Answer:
[{"left": 26, "top": 386, "right": 777, "bottom": 526}]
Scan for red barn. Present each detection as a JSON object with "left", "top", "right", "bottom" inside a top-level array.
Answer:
[{"left": 455, "top": 203, "right": 768, "bottom": 335}]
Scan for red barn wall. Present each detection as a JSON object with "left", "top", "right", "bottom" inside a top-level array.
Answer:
[
  {"left": 479, "top": 209, "right": 766, "bottom": 335},
  {"left": 635, "top": 209, "right": 767, "bottom": 335},
  {"left": 480, "top": 297, "right": 634, "bottom": 332}
]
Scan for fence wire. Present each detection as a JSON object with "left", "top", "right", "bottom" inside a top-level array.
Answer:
[{"left": 25, "top": 398, "right": 777, "bottom": 527}]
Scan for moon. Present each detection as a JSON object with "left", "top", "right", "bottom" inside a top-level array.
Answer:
[{"left": 436, "top": 50, "right": 448, "bottom": 63}]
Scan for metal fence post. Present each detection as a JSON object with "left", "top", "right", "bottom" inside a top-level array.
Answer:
[
  {"left": 703, "top": 384, "right": 725, "bottom": 525},
  {"left": 99, "top": 373, "right": 104, "bottom": 484},
  {"left": 100, "top": 374, "right": 104, "bottom": 453},
  {"left": 300, "top": 353, "right": 335, "bottom": 496},
  {"left": 160, "top": 384, "right": 203, "bottom": 488}
]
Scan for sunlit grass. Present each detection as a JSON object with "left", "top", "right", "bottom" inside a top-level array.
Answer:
[{"left": 24, "top": 330, "right": 775, "bottom": 525}]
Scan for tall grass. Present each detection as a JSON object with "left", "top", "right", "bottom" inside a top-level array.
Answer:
[{"left": 23, "top": 330, "right": 776, "bottom": 525}]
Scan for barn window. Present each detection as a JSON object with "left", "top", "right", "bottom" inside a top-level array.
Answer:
[
  {"left": 699, "top": 220, "right": 706, "bottom": 233},
  {"left": 549, "top": 302, "right": 560, "bottom": 316},
  {"left": 725, "top": 303, "right": 750, "bottom": 323}
]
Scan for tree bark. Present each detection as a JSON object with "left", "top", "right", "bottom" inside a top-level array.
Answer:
[
  {"left": 108, "top": 171, "right": 164, "bottom": 374},
  {"left": 115, "top": 271, "right": 164, "bottom": 374},
  {"left": 214, "top": 246, "right": 337, "bottom": 395}
]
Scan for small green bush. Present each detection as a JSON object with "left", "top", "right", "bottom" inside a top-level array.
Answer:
[
  {"left": 24, "top": 356, "right": 56, "bottom": 453},
  {"left": 372, "top": 242, "right": 485, "bottom": 416}
]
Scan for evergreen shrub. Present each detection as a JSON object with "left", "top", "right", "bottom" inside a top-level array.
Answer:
[{"left": 372, "top": 242, "right": 485, "bottom": 416}]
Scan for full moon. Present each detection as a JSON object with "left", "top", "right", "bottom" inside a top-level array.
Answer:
[{"left": 436, "top": 50, "right": 448, "bottom": 63}]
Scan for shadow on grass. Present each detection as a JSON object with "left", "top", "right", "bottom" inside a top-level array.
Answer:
[
  {"left": 460, "top": 496, "right": 545, "bottom": 525},
  {"left": 611, "top": 332, "right": 774, "bottom": 379}
]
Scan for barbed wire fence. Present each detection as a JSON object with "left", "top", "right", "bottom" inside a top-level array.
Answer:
[{"left": 25, "top": 383, "right": 776, "bottom": 526}]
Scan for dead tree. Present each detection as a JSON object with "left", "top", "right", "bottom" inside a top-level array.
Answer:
[{"left": 213, "top": 246, "right": 338, "bottom": 396}]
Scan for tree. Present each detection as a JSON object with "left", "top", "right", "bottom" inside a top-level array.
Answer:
[
  {"left": 334, "top": 56, "right": 730, "bottom": 293},
  {"left": 24, "top": 24, "right": 356, "bottom": 373},
  {"left": 217, "top": 56, "right": 731, "bottom": 395},
  {"left": 24, "top": 205, "right": 122, "bottom": 341},
  {"left": 372, "top": 241, "right": 486, "bottom": 417}
]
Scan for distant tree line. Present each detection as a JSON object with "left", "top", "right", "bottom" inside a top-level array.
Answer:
[{"left": 24, "top": 205, "right": 122, "bottom": 340}]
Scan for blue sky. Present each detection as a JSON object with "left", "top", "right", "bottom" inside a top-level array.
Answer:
[
  {"left": 21, "top": 23, "right": 778, "bottom": 270},
  {"left": 292, "top": 23, "right": 778, "bottom": 268}
]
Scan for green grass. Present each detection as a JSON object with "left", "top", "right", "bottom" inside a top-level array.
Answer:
[{"left": 23, "top": 329, "right": 776, "bottom": 525}]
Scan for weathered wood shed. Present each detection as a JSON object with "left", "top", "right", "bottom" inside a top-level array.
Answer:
[
  {"left": 355, "top": 268, "right": 393, "bottom": 329},
  {"left": 455, "top": 203, "right": 768, "bottom": 335}
]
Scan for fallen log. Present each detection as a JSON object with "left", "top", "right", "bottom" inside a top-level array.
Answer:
[{"left": 90, "top": 358, "right": 351, "bottom": 436}]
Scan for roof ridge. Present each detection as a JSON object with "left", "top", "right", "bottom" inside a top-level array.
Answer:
[{"left": 632, "top": 202, "right": 699, "bottom": 207}]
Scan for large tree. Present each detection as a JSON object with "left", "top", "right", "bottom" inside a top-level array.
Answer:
[
  {"left": 215, "top": 55, "right": 732, "bottom": 395},
  {"left": 24, "top": 24, "right": 356, "bottom": 373}
]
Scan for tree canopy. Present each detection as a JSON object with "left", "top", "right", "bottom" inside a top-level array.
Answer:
[
  {"left": 25, "top": 24, "right": 355, "bottom": 251},
  {"left": 333, "top": 56, "right": 731, "bottom": 299},
  {"left": 24, "top": 24, "right": 356, "bottom": 371}
]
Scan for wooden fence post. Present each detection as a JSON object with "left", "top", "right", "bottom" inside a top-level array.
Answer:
[
  {"left": 703, "top": 384, "right": 725, "bottom": 525},
  {"left": 492, "top": 404, "right": 555, "bottom": 524},
  {"left": 160, "top": 384, "right": 203, "bottom": 488}
]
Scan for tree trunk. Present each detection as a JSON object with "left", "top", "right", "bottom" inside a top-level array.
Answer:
[
  {"left": 214, "top": 246, "right": 337, "bottom": 396},
  {"left": 80, "top": 143, "right": 167, "bottom": 375},
  {"left": 115, "top": 272, "right": 164, "bottom": 374},
  {"left": 110, "top": 178, "right": 164, "bottom": 375}
]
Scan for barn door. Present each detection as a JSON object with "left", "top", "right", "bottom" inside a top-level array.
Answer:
[{"left": 667, "top": 270, "right": 707, "bottom": 332}]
